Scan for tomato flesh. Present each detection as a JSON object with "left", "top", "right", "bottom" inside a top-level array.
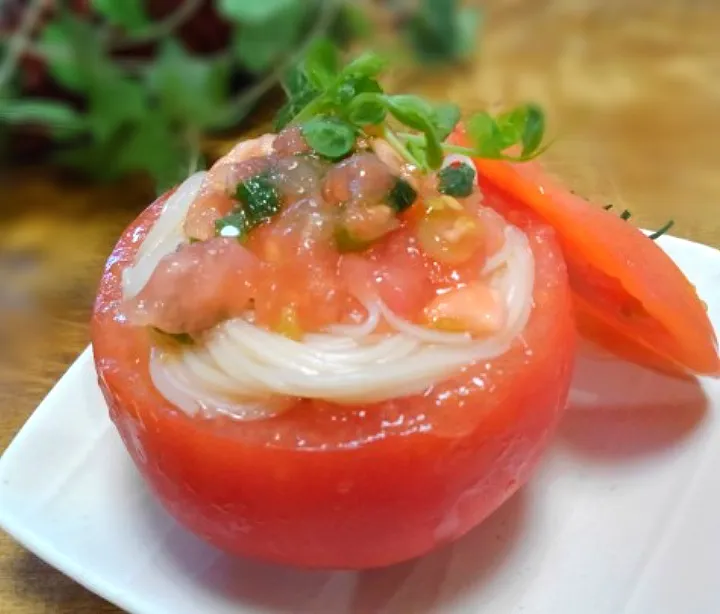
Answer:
[{"left": 92, "top": 184, "right": 574, "bottom": 569}]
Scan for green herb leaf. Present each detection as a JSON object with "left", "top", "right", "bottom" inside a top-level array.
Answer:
[
  {"left": 233, "top": 1, "right": 305, "bottom": 73},
  {"left": 466, "top": 111, "right": 507, "bottom": 158},
  {"left": 281, "top": 63, "right": 313, "bottom": 98},
  {"left": 455, "top": 7, "right": 482, "bottom": 59},
  {"left": 275, "top": 66, "right": 322, "bottom": 130},
  {"left": 387, "top": 177, "right": 418, "bottom": 212},
  {"left": 275, "top": 41, "right": 387, "bottom": 129},
  {"left": 437, "top": 162, "right": 476, "bottom": 197},
  {"left": 87, "top": 67, "right": 146, "bottom": 142},
  {"left": 348, "top": 93, "right": 386, "bottom": 126},
  {"left": 467, "top": 105, "right": 545, "bottom": 161},
  {"left": 92, "top": 0, "right": 148, "bottom": 32},
  {"left": 302, "top": 116, "right": 356, "bottom": 160},
  {"left": 37, "top": 23, "right": 79, "bottom": 90},
  {"left": 403, "top": 0, "right": 479, "bottom": 64},
  {"left": 53, "top": 131, "right": 126, "bottom": 181},
  {"left": 218, "top": 0, "right": 297, "bottom": 23},
  {"left": 38, "top": 18, "right": 101, "bottom": 92},
  {"left": 216, "top": 210, "right": 252, "bottom": 240},
  {"left": 275, "top": 95, "right": 315, "bottom": 131},
  {"left": 236, "top": 173, "right": 281, "bottom": 223},
  {"left": 0, "top": 99, "right": 86, "bottom": 139},
  {"left": 334, "top": 75, "right": 383, "bottom": 107},
  {"left": 495, "top": 108, "right": 525, "bottom": 150},
  {"left": 38, "top": 14, "right": 142, "bottom": 149},
  {"left": 302, "top": 38, "right": 341, "bottom": 89},
  {"left": 403, "top": 0, "right": 457, "bottom": 63},
  {"left": 385, "top": 95, "right": 444, "bottom": 168},
  {"left": 432, "top": 102, "right": 461, "bottom": 141},
  {"left": 520, "top": 104, "right": 545, "bottom": 157},
  {"left": 114, "top": 112, "right": 191, "bottom": 193},
  {"left": 330, "top": 2, "right": 374, "bottom": 43},
  {"left": 274, "top": 41, "right": 549, "bottom": 177},
  {"left": 149, "top": 39, "right": 230, "bottom": 129},
  {"left": 384, "top": 95, "right": 435, "bottom": 131},
  {"left": 492, "top": 104, "right": 547, "bottom": 160},
  {"left": 340, "top": 51, "right": 388, "bottom": 79}
]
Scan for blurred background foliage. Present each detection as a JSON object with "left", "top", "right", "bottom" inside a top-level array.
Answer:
[{"left": 0, "top": 0, "right": 480, "bottom": 191}]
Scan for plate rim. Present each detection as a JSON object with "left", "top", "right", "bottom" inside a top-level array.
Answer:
[{"left": 0, "top": 349, "right": 150, "bottom": 614}]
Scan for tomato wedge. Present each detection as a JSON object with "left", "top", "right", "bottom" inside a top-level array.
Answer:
[
  {"left": 92, "top": 189, "right": 574, "bottom": 569},
  {"left": 450, "top": 126, "right": 720, "bottom": 376}
]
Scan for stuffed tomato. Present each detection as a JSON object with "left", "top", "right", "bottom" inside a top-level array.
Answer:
[
  {"left": 92, "top": 122, "right": 575, "bottom": 568},
  {"left": 92, "top": 42, "right": 717, "bottom": 570}
]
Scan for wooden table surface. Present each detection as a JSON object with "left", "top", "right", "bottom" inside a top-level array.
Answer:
[{"left": 2, "top": 1, "right": 720, "bottom": 612}]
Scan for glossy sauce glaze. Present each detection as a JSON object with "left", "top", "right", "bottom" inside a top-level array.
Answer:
[{"left": 128, "top": 130, "right": 509, "bottom": 338}]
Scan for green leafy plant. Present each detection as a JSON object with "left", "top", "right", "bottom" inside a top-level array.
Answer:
[
  {"left": 401, "top": 0, "right": 480, "bottom": 64},
  {"left": 274, "top": 38, "right": 549, "bottom": 180},
  {"left": 0, "top": 0, "right": 480, "bottom": 192}
]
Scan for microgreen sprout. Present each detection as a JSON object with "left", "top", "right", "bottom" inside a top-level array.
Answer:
[{"left": 275, "top": 39, "right": 550, "bottom": 173}]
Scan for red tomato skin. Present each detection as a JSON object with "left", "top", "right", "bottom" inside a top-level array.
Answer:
[
  {"left": 92, "top": 190, "right": 574, "bottom": 569},
  {"left": 449, "top": 126, "right": 719, "bottom": 376}
]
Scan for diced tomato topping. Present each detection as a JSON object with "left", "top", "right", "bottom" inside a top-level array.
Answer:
[
  {"left": 424, "top": 282, "right": 506, "bottom": 336},
  {"left": 123, "top": 238, "right": 259, "bottom": 334}
]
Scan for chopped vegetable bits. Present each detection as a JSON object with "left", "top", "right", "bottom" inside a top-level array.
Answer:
[{"left": 438, "top": 162, "right": 476, "bottom": 197}]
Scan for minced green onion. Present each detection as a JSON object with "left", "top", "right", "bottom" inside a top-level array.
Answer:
[
  {"left": 215, "top": 210, "right": 251, "bottom": 240},
  {"left": 235, "top": 173, "right": 281, "bottom": 224},
  {"left": 437, "top": 162, "right": 476, "bottom": 197},
  {"left": 386, "top": 177, "right": 417, "bottom": 212}
]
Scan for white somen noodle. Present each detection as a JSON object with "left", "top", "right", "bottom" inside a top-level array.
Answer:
[
  {"left": 122, "top": 171, "right": 206, "bottom": 300},
  {"left": 122, "top": 169, "right": 536, "bottom": 420}
]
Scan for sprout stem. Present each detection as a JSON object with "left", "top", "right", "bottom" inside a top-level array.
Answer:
[{"left": 383, "top": 127, "right": 418, "bottom": 166}]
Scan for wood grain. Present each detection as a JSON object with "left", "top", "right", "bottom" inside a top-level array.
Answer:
[{"left": 2, "top": 1, "right": 720, "bottom": 611}]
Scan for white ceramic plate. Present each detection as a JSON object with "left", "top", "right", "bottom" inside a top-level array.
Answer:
[{"left": 2, "top": 234, "right": 720, "bottom": 614}]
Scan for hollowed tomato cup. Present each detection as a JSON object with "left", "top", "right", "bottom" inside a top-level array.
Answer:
[{"left": 92, "top": 186, "right": 575, "bottom": 570}]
